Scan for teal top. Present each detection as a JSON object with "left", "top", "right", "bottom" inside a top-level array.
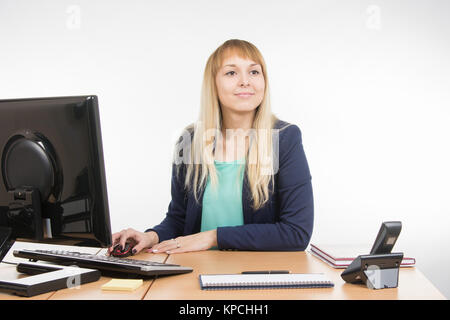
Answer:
[{"left": 201, "top": 158, "right": 245, "bottom": 234}]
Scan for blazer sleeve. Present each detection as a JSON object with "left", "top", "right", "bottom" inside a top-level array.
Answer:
[
  {"left": 216, "top": 124, "right": 314, "bottom": 251},
  {"left": 145, "top": 163, "right": 188, "bottom": 242}
]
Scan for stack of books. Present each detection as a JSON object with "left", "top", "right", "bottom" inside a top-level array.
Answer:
[{"left": 309, "top": 243, "right": 416, "bottom": 269}]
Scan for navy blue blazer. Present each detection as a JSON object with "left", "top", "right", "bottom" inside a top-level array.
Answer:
[{"left": 147, "top": 120, "right": 314, "bottom": 251}]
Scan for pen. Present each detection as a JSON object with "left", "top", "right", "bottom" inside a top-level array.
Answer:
[{"left": 241, "top": 270, "right": 290, "bottom": 274}]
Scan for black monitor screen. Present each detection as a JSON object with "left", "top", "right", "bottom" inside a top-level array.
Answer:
[{"left": 0, "top": 96, "right": 112, "bottom": 247}]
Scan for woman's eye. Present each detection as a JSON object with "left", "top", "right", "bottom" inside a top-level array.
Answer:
[{"left": 225, "top": 70, "right": 259, "bottom": 76}]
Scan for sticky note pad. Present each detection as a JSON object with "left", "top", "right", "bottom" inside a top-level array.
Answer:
[{"left": 101, "top": 279, "right": 143, "bottom": 292}]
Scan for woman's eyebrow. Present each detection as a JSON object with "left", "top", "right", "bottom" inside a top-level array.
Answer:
[{"left": 223, "top": 63, "right": 260, "bottom": 68}]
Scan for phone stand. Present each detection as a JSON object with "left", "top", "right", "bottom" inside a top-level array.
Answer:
[{"left": 341, "top": 252, "right": 403, "bottom": 289}]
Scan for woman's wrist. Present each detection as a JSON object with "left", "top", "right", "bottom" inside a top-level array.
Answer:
[
  {"left": 146, "top": 231, "right": 159, "bottom": 247},
  {"left": 209, "top": 229, "right": 218, "bottom": 247}
]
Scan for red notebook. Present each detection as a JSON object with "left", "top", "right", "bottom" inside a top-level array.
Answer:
[{"left": 309, "top": 243, "right": 416, "bottom": 269}]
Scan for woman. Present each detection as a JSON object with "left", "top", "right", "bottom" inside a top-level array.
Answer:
[{"left": 108, "top": 39, "right": 313, "bottom": 255}]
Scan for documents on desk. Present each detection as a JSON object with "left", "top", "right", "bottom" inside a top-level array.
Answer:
[{"left": 309, "top": 243, "right": 416, "bottom": 269}]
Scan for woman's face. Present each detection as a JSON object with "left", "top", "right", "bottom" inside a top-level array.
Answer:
[{"left": 215, "top": 54, "right": 265, "bottom": 115}]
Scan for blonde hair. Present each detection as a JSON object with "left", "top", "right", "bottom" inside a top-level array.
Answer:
[{"left": 176, "top": 39, "right": 280, "bottom": 210}]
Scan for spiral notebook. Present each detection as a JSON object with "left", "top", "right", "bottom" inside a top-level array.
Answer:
[{"left": 199, "top": 273, "right": 334, "bottom": 290}]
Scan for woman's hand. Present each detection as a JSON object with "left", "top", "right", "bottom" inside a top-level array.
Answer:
[
  {"left": 107, "top": 229, "right": 159, "bottom": 256},
  {"left": 149, "top": 230, "right": 217, "bottom": 254}
]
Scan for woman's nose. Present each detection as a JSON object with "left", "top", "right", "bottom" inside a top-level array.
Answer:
[{"left": 240, "top": 75, "right": 250, "bottom": 86}]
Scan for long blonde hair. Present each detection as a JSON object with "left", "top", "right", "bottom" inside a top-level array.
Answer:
[{"left": 176, "top": 39, "right": 279, "bottom": 210}]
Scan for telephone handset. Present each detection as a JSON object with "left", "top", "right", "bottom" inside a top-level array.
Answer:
[{"left": 370, "top": 221, "right": 402, "bottom": 255}]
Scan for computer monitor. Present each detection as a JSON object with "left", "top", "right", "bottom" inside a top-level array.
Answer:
[{"left": 0, "top": 95, "right": 112, "bottom": 251}]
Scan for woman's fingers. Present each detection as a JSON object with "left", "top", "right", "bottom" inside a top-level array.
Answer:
[
  {"left": 151, "top": 238, "right": 180, "bottom": 253},
  {"left": 113, "top": 229, "right": 129, "bottom": 252},
  {"left": 130, "top": 233, "right": 154, "bottom": 254},
  {"left": 107, "top": 231, "right": 123, "bottom": 254},
  {"left": 108, "top": 228, "right": 142, "bottom": 255},
  {"left": 165, "top": 246, "right": 185, "bottom": 254},
  {"left": 131, "top": 241, "right": 147, "bottom": 255},
  {"left": 150, "top": 231, "right": 216, "bottom": 254}
]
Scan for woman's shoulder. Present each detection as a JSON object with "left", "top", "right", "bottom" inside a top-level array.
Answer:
[
  {"left": 273, "top": 118, "right": 302, "bottom": 142},
  {"left": 273, "top": 118, "right": 290, "bottom": 130},
  {"left": 173, "top": 123, "right": 195, "bottom": 146}
]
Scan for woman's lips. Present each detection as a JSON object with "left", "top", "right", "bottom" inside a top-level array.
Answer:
[{"left": 235, "top": 93, "right": 254, "bottom": 98}]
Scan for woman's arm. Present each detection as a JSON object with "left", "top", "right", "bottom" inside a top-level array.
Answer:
[{"left": 216, "top": 124, "right": 314, "bottom": 251}]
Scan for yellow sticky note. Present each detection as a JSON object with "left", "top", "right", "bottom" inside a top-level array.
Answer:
[{"left": 101, "top": 279, "right": 143, "bottom": 292}]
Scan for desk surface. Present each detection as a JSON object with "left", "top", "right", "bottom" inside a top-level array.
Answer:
[
  {"left": 145, "top": 250, "right": 445, "bottom": 300},
  {"left": 0, "top": 244, "right": 445, "bottom": 300}
]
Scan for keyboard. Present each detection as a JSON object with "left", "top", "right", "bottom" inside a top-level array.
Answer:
[{"left": 13, "top": 249, "right": 193, "bottom": 277}]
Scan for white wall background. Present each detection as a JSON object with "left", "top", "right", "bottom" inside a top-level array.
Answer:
[{"left": 1, "top": 0, "right": 449, "bottom": 298}]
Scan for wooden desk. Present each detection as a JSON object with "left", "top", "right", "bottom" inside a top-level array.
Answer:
[
  {"left": 0, "top": 247, "right": 446, "bottom": 300},
  {"left": 144, "top": 250, "right": 446, "bottom": 300}
]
